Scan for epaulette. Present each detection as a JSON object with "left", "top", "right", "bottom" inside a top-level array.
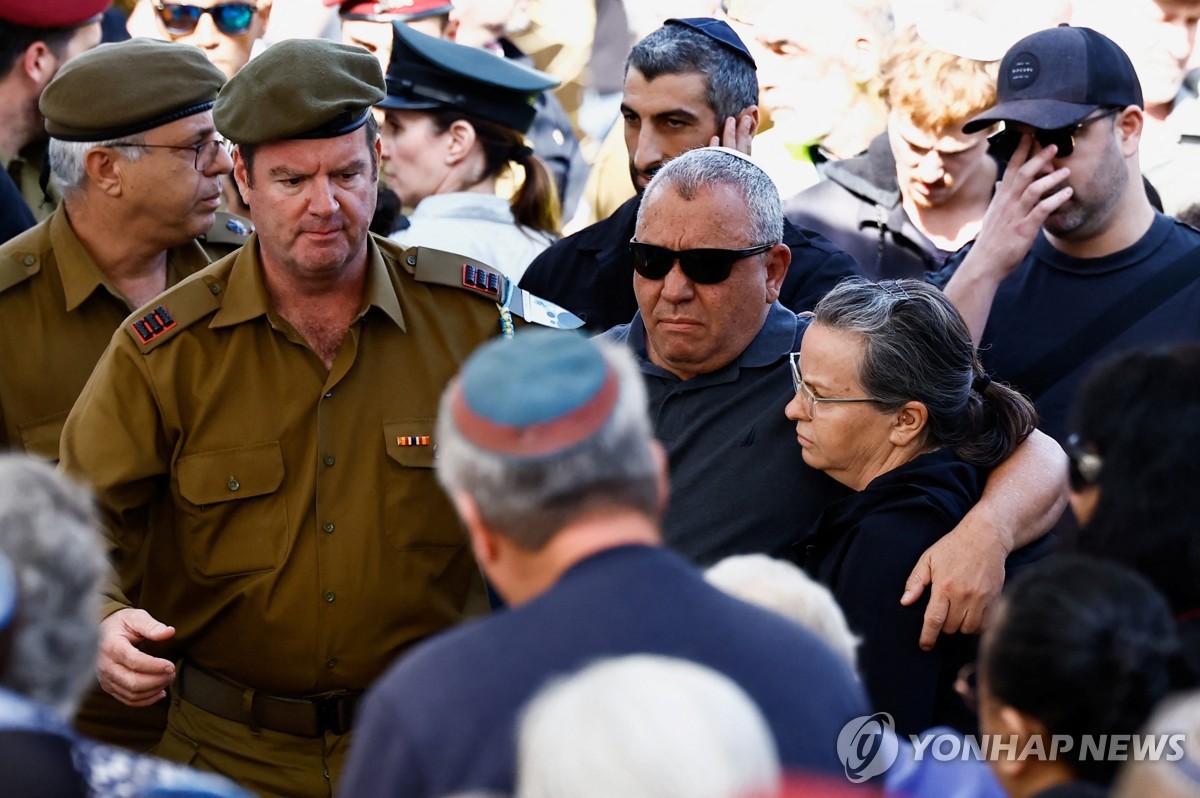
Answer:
[
  {"left": 0, "top": 249, "right": 40, "bottom": 295},
  {"left": 393, "top": 242, "right": 512, "bottom": 303},
  {"left": 201, "top": 212, "right": 254, "bottom": 247},
  {"left": 122, "top": 273, "right": 224, "bottom": 354}
]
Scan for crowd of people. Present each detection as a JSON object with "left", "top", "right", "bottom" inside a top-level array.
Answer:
[{"left": 0, "top": 0, "right": 1199, "bottom": 796}]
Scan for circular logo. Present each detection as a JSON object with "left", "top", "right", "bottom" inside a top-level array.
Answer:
[
  {"left": 836, "top": 712, "right": 899, "bottom": 783},
  {"left": 1007, "top": 52, "right": 1040, "bottom": 90}
]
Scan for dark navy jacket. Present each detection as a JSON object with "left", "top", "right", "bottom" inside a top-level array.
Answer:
[{"left": 340, "top": 545, "right": 870, "bottom": 798}]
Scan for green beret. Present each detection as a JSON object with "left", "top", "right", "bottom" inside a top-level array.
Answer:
[
  {"left": 40, "top": 39, "right": 225, "bottom": 142},
  {"left": 215, "top": 39, "right": 386, "bottom": 145},
  {"left": 379, "top": 23, "right": 559, "bottom": 134}
]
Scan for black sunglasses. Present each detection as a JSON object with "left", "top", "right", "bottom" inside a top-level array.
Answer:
[
  {"left": 628, "top": 239, "right": 775, "bottom": 284},
  {"left": 988, "top": 107, "right": 1122, "bottom": 163},
  {"left": 1065, "top": 434, "right": 1103, "bottom": 492},
  {"left": 155, "top": 2, "right": 258, "bottom": 36}
]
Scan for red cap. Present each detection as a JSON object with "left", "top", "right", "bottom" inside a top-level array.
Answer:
[
  {"left": 326, "top": 0, "right": 453, "bottom": 21},
  {"left": 0, "top": 0, "right": 111, "bottom": 28}
]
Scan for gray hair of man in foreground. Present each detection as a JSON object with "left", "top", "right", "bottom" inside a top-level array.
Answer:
[
  {"left": 514, "top": 654, "right": 781, "bottom": 798},
  {"left": 637, "top": 147, "right": 785, "bottom": 247},
  {"left": 435, "top": 338, "right": 661, "bottom": 550},
  {"left": 0, "top": 455, "right": 106, "bottom": 716}
]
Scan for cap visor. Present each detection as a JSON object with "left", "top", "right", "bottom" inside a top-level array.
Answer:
[
  {"left": 375, "top": 94, "right": 443, "bottom": 112},
  {"left": 962, "top": 99, "right": 1098, "bottom": 133}
]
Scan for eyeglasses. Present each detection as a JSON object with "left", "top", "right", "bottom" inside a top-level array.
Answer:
[
  {"left": 955, "top": 662, "right": 978, "bottom": 714},
  {"left": 988, "top": 106, "right": 1122, "bottom": 163},
  {"left": 108, "top": 138, "right": 228, "bottom": 172},
  {"left": 789, "top": 352, "right": 883, "bottom": 414},
  {"left": 629, "top": 239, "right": 775, "bottom": 284},
  {"left": 154, "top": 2, "right": 258, "bottom": 36},
  {"left": 1065, "top": 433, "right": 1103, "bottom": 492}
]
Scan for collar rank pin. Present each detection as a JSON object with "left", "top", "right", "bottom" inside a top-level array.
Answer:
[
  {"left": 397, "top": 435, "right": 431, "bottom": 446},
  {"left": 131, "top": 304, "right": 176, "bottom": 343},
  {"left": 462, "top": 263, "right": 501, "bottom": 296}
]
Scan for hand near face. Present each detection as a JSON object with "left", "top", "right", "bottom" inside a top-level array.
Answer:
[
  {"left": 970, "top": 132, "right": 1073, "bottom": 279},
  {"left": 709, "top": 105, "right": 759, "bottom": 155},
  {"left": 97, "top": 608, "right": 178, "bottom": 707}
]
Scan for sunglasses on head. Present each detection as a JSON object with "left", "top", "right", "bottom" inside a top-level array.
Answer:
[
  {"left": 628, "top": 239, "right": 775, "bottom": 284},
  {"left": 154, "top": 2, "right": 258, "bottom": 36},
  {"left": 987, "top": 106, "right": 1122, "bottom": 163}
]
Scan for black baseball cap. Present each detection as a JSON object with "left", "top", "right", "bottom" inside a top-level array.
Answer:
[{"left": 963, "top": 25, "right": 1142, "bottom": 133}]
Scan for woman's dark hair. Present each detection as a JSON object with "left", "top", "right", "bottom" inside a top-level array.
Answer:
[
  {"left": 983, "top": 555, "right": 1179, "bottom": 784},
  {"left": 1067, "top": 343, "right": 1200, "bottom": 616},
  {"left": 430, "top": 109, "right": 560, "bottom": 236},
  {"left": 812, "top": 278, "right": 1037, "bottom": 466}
]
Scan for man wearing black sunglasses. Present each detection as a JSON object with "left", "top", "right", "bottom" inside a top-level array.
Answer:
[
  {"left": 603, "top": 146, "right": 1068, "bottom": 654},
  {"left": 938, "top": 24, "right": 1200, "bottom": 444},
  {"left": 519, "top": 17, "right": 859, "bottom": 333}
]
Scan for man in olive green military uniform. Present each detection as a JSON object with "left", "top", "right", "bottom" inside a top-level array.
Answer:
[
  {"left": 0, "top": 37, "right": 233, "bottom": 751},
  {"left": 0, "top": 0, "right": 106, "bottom": 237},
  {"left": 60, "top": 39, "right": 522, "bottom": 798}
]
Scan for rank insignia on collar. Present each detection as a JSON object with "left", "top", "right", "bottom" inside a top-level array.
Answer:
[
  {"left": 397, "top": 436, "right": 431, "bottom": 446},
  {"left": 462, "top": 263, "right": 501, "bottom": 296},
  {"left": 131, "top": 305, "right": 176, "bottom": 344}
]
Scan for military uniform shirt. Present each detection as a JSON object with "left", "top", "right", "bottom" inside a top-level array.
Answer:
[
  {"left": 60, "top": 234, "right": 503, "bottom": 694},
  {"left": 0, "top": 206, "right": 209, "bottom": 459}
]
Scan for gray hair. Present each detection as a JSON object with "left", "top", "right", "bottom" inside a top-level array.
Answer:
[
  {"left": 515, "top": 654, "right": 781, "bottom": 798},
  {"left": 638, "top": 148, "right": 783, "bottom": 245},
  {"left": 0, "top": 456, "right": 105, "bottom": 717},
  {"left": 435, "top": 339, "right": 660, "bottom": 550},
  {"left": 48, "top": 133, "right": 146, "bottom": 190},
  {"left": 705, "top": 554, "right": 860, "bottom": 671},
  {"left": 627, "top": 23, "right": 759, "bottom": 124},
  {"left": 812, "top": 278, "right": 1036, "bottom": 466}
]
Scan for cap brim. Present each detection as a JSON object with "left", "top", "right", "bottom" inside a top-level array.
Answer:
[
  {"left": 375, "top": 94, "right": 443, "bottom": 112},
  {"left": 962, "top": 99, "right": 1098, "bottom": 133}
]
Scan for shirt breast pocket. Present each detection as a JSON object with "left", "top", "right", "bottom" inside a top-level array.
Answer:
[
  {"left": 381, "top": 420, "right": 465, "bottom": 552},
  {"left": 176, "top": 441, "right": 288, "bottom": 578}
]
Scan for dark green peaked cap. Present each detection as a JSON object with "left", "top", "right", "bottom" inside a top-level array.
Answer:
[
  {"left": 41, "top": 39, "right": 225, "bottom": 142},
  {"left": 378, "top": 22, "right": 558, "bottom": 134},
  {"left": 215, "top": 39, "right": 386, "bottom": 145}
]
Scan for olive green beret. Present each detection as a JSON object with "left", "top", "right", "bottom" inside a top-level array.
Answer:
[
  {"left": 215, "top": 39, "right": 386, "bottom": 145},
  {"left": 40, "top": 39, "right": 225, "bottom": 142}
]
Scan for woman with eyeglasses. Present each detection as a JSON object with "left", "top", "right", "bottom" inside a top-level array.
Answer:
[
  {"left": 786, "top": 277, "right": 1039, "bottom": 736},
  {"left": 375, "top": 23, "right": 560, "bottom": 283},
  {"left": 1066, "top": 343, "right": 1200, "bottom": 685},
  {"left": 971, "top": 555, "right": 1180, "bottom": 798}
]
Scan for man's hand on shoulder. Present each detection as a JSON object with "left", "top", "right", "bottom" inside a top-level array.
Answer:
[
  {"left": 900, "top": 521, "right": 1008, "bottom": 651},
  {"left": 98, "top": 608, "right": 177, "bottom": 707}
]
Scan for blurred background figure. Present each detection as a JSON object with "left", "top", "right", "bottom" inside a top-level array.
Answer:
[
  {"left": 0, "top": 1, "right": 105, "bottom": 239},
  {"left": 1065, "top": 343, "right": 1200, "bottom": 681},
  {"left": 705, "top": 554, "right": 860, "bottom": 671},
  {"left": 128, "top": 0, "right": 272, "bottom": 77},
  {"left": 788, "top": 278, "right": 1038, "bottom": 735},
  {"left": 328, "top": 0, "right": 453, "bottom": 72},
  {"left": 1112, "top": 689, "right": 1200, "bottom": 798},
  {"left": 514, "top": 655, "right": 781, "bottom": 798},
  {"left": 377, "top": 23, "right": 560, "bottom": 280},
  {"left": 0, "top": 455, "right": 249, "bottom": 798},
  {"left": 973, "top": 555, "right": 1182, "bottom": 798},
  {"left": 1071, "top": 0, "right": 1200, "bottom": 216},
  {"left": 724, "top": 0, "right": 894, "bottom": 198},
  {"left": 785, "top": 25, "right": 999, "bottom": 280}
]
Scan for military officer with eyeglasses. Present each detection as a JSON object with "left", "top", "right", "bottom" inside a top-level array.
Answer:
[{"left": 0, "top": 36, "right": 233, "bottom": 751}]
